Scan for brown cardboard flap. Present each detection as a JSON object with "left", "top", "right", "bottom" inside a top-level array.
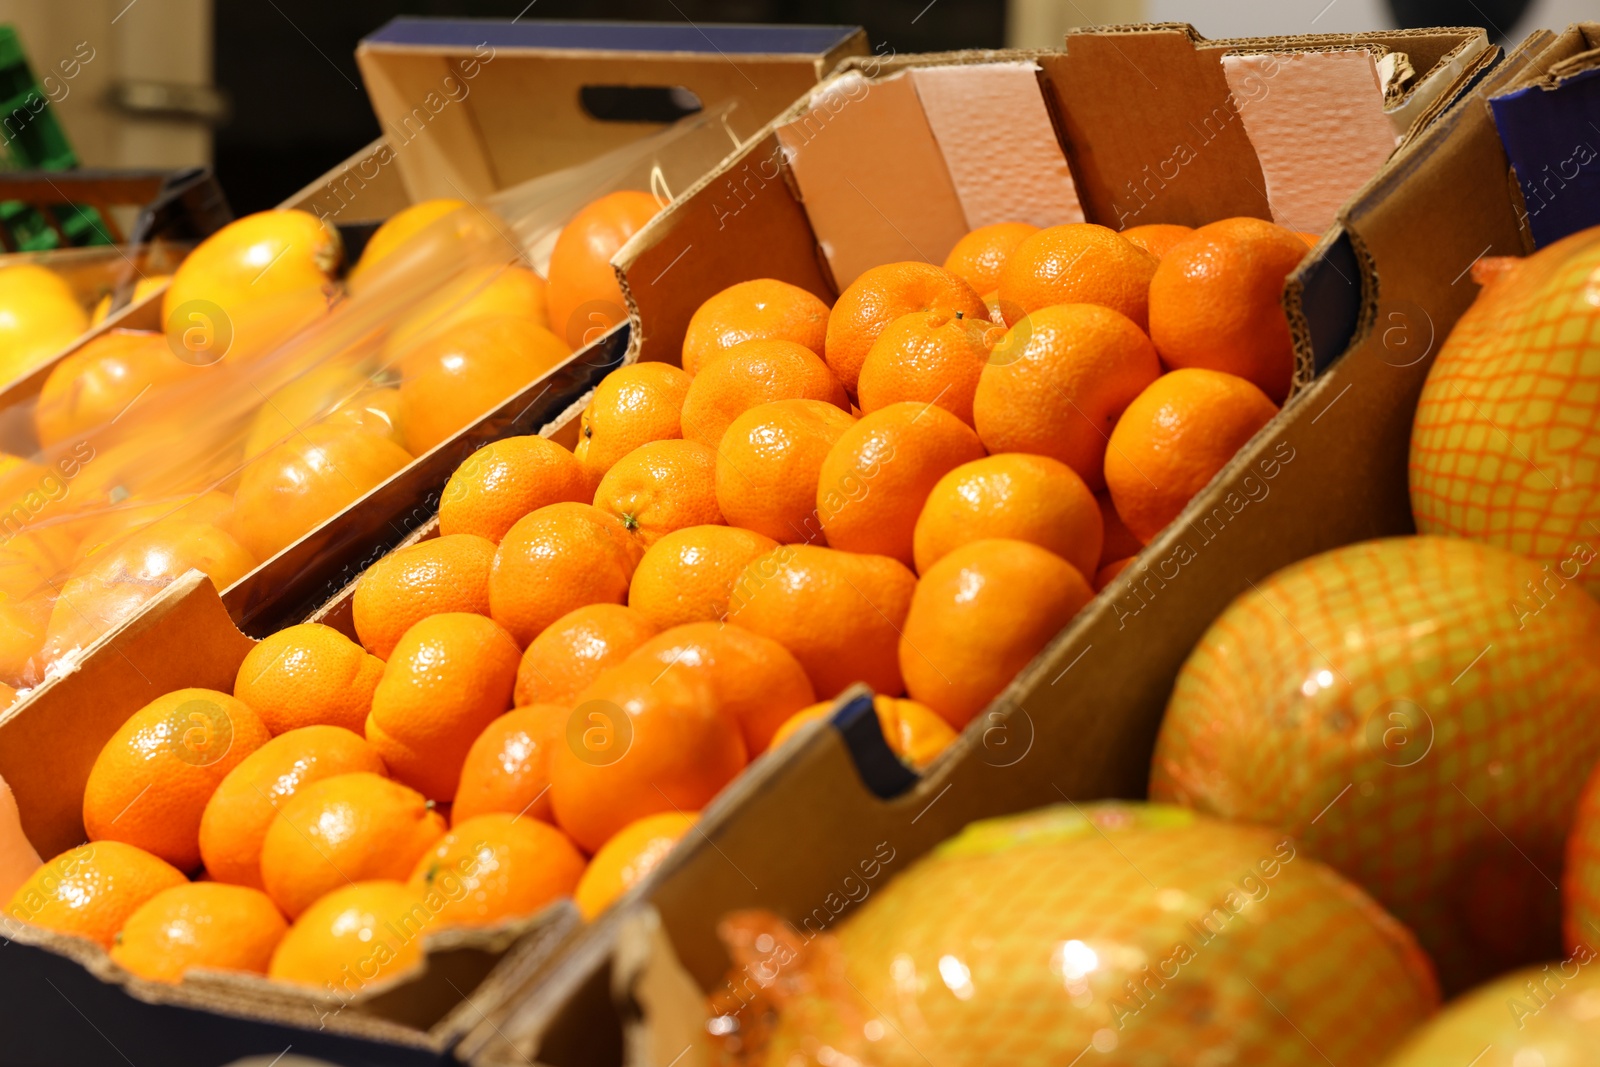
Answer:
[
  {"left": 618, "top": 130, "right": 832, "bottom": 366},
  {"left": 613, "top": 908, "right": 711, "bottom": 1067},
  {"left": 777, "top": 72, "right": 966, "bottom": 288},
  {"left": 909, "top": 62, "right": 1084, "bottom": 229},
  {"left": 1224, "top": 49, "right": 1397, "bottom": 235},
  {"left": 1043, "top": 27, "right": 1270, "bottom": 228},
  {"left": 1387, "top": 30, "right": 1497, "bottom": 137},
  {"left": 357, "top": 34, "right": 869, "bottom": 203},
  {"left": 0, "top": 572, "right": 252, "bottom": 858}
]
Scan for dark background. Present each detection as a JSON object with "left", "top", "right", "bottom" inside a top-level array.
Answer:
[{"left": 212, "top": 0, "right": 1530, "bottom": 215}]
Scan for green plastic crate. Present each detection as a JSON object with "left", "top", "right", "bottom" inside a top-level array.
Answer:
[{"left": 0, "top": 24, "right": 110, "bottom": 250}]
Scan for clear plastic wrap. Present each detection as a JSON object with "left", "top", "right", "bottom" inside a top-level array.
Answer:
[{"left": 0, "top": 108, "right": 740, "bottom": 698}]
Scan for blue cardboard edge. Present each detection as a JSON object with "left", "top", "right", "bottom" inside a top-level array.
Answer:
[
  {"left": 830, "top": 692, "right": 920, "bottom": 800},
  {"left": 1489, "top": 64, "right": 1600, "bottom": 249},
  {"left": 362, "top": 17, "right": 861, "bottom": 58}
]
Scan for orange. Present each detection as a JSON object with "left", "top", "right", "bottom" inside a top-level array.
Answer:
[
  {"left": 1095, "top": 557, "right": 1134, "bottom": 591},
  {"left": 0, "top": 263, "right": 89, "bottom": 381},
  {"left": 996, "top": 223, "right": 1158, "bottom": 329},
  {"left": 366, "top": 613, "right": 521, "bottom": 801},
  {"left": 972, "top": 303, "right": 1161, "bottom": 492},
  {"left": 1097, "top": 488, "right": 1143, "bottom": 567},
  {"left": 981, "top": 289, "right": 1005, "bottom": 326},
  {"left": 913, "top": 453, "right": 1102, "bottom": 579},
  {"left": 242, "top": 360, "right": 379, "bottom": 459},
  {"left": 942, "top": 222, "right": 1039, "bottom": 295},
  {"left": 628, "top": 622, "right": 816, "bottom": 756},
  {"left": 34, "top": 330, "right": 190, "bottom": 447},
  {"left": 514, "top": 603, "right": 658, "bottom": 707},
  {"left": 572, "top": 810, "right": 695, "bottom": 920},
  {"left": 233, "top": 624, "right": 385, "bottom": 735},
  {"left": 162, "top": 210, "right": 339, "bottom": 366},
  {"left": 233, "top": 423, "right": 412, "bottom": 562},
  {"left": 439, "top": 435, "right": 590, "bottom": 543},
  {"left": 91, "top": 274, "right": 169, "bottom": 325},
  {"left": 0, "top": 681, "right": 15, "bottom": 709},
  {"left": 824, "top": 261, "right": 987, "bottom": 394},
  {"left": 6, "top": 842, "right": 185, "bottom": 949},
  {"left": 260, "top": 772, "right": 445, "bottom": 918},
  {"left": 770, "top": 694, "right": 956, "bottom": 769},
  {"left": 407, "top": 813, "right": 585, "bottom": 929},
  {"left": 900, "top": 539, "right": 1092, "bottom": 728},
  {"left": 1120, "top": 223, "right": 1193, "bottom": 260},
  {"left": 0, "top": 594, "right": 48, "bottom": 688},
  {"left": 727, "top": 544, "right": 916, "bottom": 699},
  {"left": 70, "top": 497, "right": 237, "bottom": 573},
  {"left": 682, "top": 279, "right": 831, "bottom": 378},
  {"left": 714, "top": 399, "right": 857, "bottom": 544},
  {"left": 267, "top": 880, "right": 425, "bottom": 990},
  {"left": 328, "top": 385, "right": 404, "bottom": 447},
  {"left": 452, "top": 705, "right": 567, "bottom": 825},
  {"left": 490, "top": 502, "right": 645, "bottom": 647},
  {"left": 381, "top": 263, "right": 555, "bottom": 358},
  {"left": 680, "top": 339, "right": 848, "bottom": 448},
  {"left": 573, "top": 362, "right": 693, "bottom": 488},
  {"left": 1105, "top": 367, "right": 1279, "bottom": 544},
  {"left": 592, "top": 439, "right": 724, "bottom": 549},
  {"left": 352, "top": 533, "right": 497, "bottom": 660},
  {"left": 1147, "top": 217, "right": 1308, "bottom": 403},
  {"left": 164, "top": 210, "right": 339, "bottom": 317},
  {"left": 39, "top": 520, "right": 256, "bottom": 671},
  {"left": 110, "top": 882, "right": 288, "bottom": 983},
  {"left": 83, "top": 688, "right": 271, "bottom": 870},
  {"left": 855, "top": 309, "right": 997, "bottom": 426},
  {"left": 198, "top": 725, "right": 386, "bottom": 890},
  {"left": 347, "top": 198, "right": 468, "bottom": 293},
  {"left": 398, "top": 315, "right": 571, "bottom": 455},
  {"left": 545, "top": 190, "right": 660, "bottom": 349},
  {"left": 548, "top": 658, "right": 745, "bottom": 853},
  {"left": 815, "top": 401, "right": 985, "bottom": 567},
  {"left": 627, "top": 525, "right": 778, "bottom": 630}
]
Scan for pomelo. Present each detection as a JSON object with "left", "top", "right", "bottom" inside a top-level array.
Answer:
[
  {"left": 1410, "top": 225, "right": 1600, "bottom": 600},
  {"left": 1382, "top": 959, "right": 1600, "bottom": 1065},
  {"left": 755, "top": 803, "right": 1436, "bottom": 1065},
  {"left": 1564, "top": 759, "right": 1600, "bottom": 956},
  {"left": 1153, "top": 535, "right": 1600, "bottom": 992}
]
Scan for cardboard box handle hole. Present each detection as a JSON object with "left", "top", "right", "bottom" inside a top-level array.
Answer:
[{"left": 579, "top": 85, "right": 703, "bottom": 124}]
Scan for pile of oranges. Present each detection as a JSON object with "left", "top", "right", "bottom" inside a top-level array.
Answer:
[
  {"left": 0, "top": 188, "right": 661, "bottom": 699},
  {"left": 3, "top": 212, "right": 1308, "bottom": 995}
]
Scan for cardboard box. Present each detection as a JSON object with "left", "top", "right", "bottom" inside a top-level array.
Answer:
[
  {"left": 0, "top": 19, "right": 866, "bottom": 1067},
  {"left": 450, "top": 22, "right": 1551, "bottom": 1063}
]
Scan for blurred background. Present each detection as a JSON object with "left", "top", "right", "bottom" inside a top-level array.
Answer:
[{"left": 0, "top": 0, "right": 1587, "bottom": 215}]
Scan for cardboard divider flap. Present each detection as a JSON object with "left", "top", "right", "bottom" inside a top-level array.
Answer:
[
  {"left": 776, "top": 72, "right": 966, "bottom": 288},
  {"left": 621, "top": 130, "right": 833, "bottom": 365},
  {"left": 1224, "top": 49, "right": 1399, "bottom": 234},
  {"left": 908, "top": 62, "right": 1084, "bottom": 229}
]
